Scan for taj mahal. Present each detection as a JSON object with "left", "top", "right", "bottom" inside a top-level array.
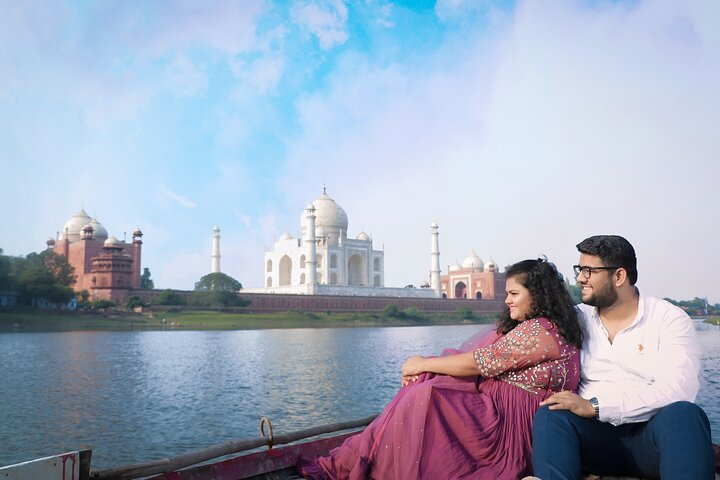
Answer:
[{"left": 236, "top": 191, "right": 505, "bottom": 300}]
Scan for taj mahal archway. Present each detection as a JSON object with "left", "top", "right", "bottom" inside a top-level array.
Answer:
[
  {"left": 348, "top": 254, "right": 366, "bottom": 286},
  {"left": 279, "top": 255, "right": 292, "bottom": 286}
]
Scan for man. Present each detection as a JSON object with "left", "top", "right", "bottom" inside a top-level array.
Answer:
[{"left": 532, "top": 235, "right": 714, "bottom": 479}]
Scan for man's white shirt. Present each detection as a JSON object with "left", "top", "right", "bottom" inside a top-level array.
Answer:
[{"left": 577, "top": 295, "right": 701, "bottom": 425}]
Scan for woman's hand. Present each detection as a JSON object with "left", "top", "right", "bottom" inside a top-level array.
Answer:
[
  {"left": 401, "top": 374, "right": 419, "bottom": 387},
  {"left": 401, "top": 355, "right": 426, "bottom": 377}
]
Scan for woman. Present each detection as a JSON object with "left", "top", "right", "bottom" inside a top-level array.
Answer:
[{"left": 299, "top": 259, "right": 582, "bottom": 479}]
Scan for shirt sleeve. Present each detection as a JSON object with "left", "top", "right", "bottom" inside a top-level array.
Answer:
[
  {"left": 595, "top": 308, "right": 701, "bottom": 425},
  {"left": 472, "top": 318, "right": 561, "bottom": 377}
]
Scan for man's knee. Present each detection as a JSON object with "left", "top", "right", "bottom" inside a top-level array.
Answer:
[
  {"left": 656, "top": 401, "right": 710, "bottom": 423},
  {"left": 533, "top": 404, "right": 580, "bottom": 431}
]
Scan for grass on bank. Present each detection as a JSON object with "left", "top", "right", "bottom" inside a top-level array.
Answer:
[{"left": 0, "top": 307, "right": 499, "bottom": 332}]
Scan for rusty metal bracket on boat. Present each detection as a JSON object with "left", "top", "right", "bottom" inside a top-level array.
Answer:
[{"left": 259, "top": 416, "right": 274, "bottom": 450}]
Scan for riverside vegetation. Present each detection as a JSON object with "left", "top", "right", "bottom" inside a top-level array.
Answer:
[{"left": 0, "top": 305, "right": 498, "bottom": 332}]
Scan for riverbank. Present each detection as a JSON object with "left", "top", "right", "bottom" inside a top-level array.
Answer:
[
  {"left": 705, "top": 316, "right": 720, "bottom": 326},
  {"left": 0, "top": 308, "right": 498, "bottom": 332}
]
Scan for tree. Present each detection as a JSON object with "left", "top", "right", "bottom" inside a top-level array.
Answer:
[
  {"left": 457, "top": 305, "right": 473, "bottom": 320},
  {"left": 152, "top": 289, "right": 186, "bottom": 306},
  {"left": 384, "top": 304, "right": 400, "bottom": 317},
  {"left": 140, "top": 268, "right": 154, "bottom": 289},
  {"left": 15, "top": 251, "right": 75, "bottom": 306},
  {"left": 193, "top": 272, "right": 248, "bottom": 307},
  {"left": 125, "top": 295, "right": 144, "bottom": 309},
  {"left": 565, "top": 280, "right": 582, "bottom": 304},
  {"left": 194, "top": 272, "right": 242, "bottom": 292},
  {"left": 0, "top": 248, "right": 12, "bottom": 291}
]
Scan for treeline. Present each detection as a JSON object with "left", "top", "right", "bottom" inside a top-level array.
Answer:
[
  {"left": 0, "top": 249, "right": 249, "bottom": 310},
  {"left": 664, "top": 296, "right": 719, "bottom": 316},
  {"left": 148, "top": 272, "right": 250, "bottom": 308},
  {"left": 0, "top": 248, "right": 76, "bottom": 306}
]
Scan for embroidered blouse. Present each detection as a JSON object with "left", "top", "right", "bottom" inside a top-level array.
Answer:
[{"left": 472, "top": 317, "right": 580, "bottom": 395}]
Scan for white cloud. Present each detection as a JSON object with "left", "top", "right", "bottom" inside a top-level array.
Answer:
[
  {"left": 291, "top": 0, "right": 349, "bottom": 50},
  {"left": 158, "top": 185, "right": 198, "bottom": 209},
  {"left": 165, "top": 55, "right": 209, "bottom": 97},
  {"left": 230, "top": 55, "right": 286, "bottom": 93}
]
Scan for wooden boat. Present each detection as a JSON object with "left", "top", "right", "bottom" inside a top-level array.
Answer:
[{"left": 2, "top": 414, "right": 719, "bottom": 480}]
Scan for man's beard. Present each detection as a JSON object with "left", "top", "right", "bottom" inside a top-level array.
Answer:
[{"left": 583, "top": 282, "right": 618, "bottom": 308}]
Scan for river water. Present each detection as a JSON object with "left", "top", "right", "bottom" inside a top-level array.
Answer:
[{"left": 1, "top": 320, "right": 718, "bottom": 470}]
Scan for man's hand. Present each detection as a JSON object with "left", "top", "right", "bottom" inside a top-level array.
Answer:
[{"left": 540, "top": 391, "right": 596, "bottom": 418}]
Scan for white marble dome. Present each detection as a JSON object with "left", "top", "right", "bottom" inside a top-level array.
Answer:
[
  {"left": 62, "top": 209, "right": 92, "bottom": 241},
  {"left": 301, "top": 192, "right": 348, "bottom": 233},
  {"left": 357, "top": 232, "right": 371, "bottom": 241},
  {"left": 462, "top": 251, "right": 484, "bottom": 270},
  {"left": 449, "top": 262, "right": 463, "bottom": 272},
  {"left": 279, "top": 232, "right": 294, "bottom": 241}
]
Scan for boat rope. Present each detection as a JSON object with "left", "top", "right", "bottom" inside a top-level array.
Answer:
[{"left": 259, "top": 416, "right": 274, "bottom": 450}]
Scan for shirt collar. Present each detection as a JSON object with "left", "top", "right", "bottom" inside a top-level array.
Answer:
[{"left": 589, "top": 291, "right": 645, "bottom": 329}]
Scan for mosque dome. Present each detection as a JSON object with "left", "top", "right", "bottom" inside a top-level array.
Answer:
[
  {"left": 484, "top": 257, "right": 496, "bottom": 272},
  {"left": 301, "top": 192, "right": 349, "bottom": 233},
  {"left": 87, "top": 219, "right": 108, "bottom": 240},
  {"left": 462, "top": 251, "right": 484, "bottom": 270},
  {"left": 449, "top": 262, "right": 463, "bottom": 272},
  {"left": 62, "top": 209, "right": 92, "bottom": 241},
  {"left": 103, "top": 236, "right": 122, "bottom": 247},
  {"left": 279, "top": 232, "right": 294, "bottom": 241},
  {"left": 357, "top": 232, "right": 371, "bottom": 241}
]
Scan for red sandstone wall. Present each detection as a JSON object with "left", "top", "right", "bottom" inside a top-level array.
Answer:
[{"left": 133, "top": 290, "right": 505, "bottom": 315}]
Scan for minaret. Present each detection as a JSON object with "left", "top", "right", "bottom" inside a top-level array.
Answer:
[
  {"left": 211, "top": 226, "right": 221, "bottom": 273},
  {"left": 305, "top": 204, "right": 317, "bottom": 293},
  {"left": 430, "top": 222, "right": 441, "bottom": 298},
  {"left": 132, "top": 228, "right": 143, "bottom": 289}
]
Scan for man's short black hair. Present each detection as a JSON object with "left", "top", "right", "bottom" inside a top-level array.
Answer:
[{"left": 576, "top": 235, "right": 638, "bottom": 285}]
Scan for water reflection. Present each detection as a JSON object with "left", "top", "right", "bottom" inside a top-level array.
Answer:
[{"left": 1, "top": 322, "right": 718, "bottom": 470}]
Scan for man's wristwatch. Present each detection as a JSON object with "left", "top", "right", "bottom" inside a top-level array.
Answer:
[{"left": 589, "top": 397, "right": 599, "bottom": 418}]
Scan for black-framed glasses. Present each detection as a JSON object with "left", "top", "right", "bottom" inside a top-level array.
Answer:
[{"left": 573, "top": 265, "right": 620, "bottom": 279}]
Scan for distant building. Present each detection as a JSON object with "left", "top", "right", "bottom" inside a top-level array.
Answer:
[
  {"left": 243, "top": 190, "right": 434, "bottom": 298},
  {"left": 440, "top": 253, "right": 504, "bottom": 300},
  {"left": 48, "top": 209, "right": 143, "bottom": 305}
]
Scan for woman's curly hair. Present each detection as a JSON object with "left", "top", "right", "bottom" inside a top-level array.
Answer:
[{"left": 497, "top": 258, "right": 583, "bottom": 348}]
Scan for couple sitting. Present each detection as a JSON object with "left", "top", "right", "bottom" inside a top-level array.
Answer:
[{"left": 299, "top": 235, "right": 715, "bottom": 479}]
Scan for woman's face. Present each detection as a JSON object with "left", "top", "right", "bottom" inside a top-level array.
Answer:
[{"left": 505, "top": 275, "right": 533, "bottom": 321}]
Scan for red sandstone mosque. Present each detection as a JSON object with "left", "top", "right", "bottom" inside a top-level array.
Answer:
[{"left": 47, "top": 209, "right": 143, "bottom": 304}]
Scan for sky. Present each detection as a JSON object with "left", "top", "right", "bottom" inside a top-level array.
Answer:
[{"left": 1, "top": 0, "right": 719, "bottom": 303}]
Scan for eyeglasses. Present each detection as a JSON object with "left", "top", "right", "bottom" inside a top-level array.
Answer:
[{"left": 573, "top": 265, "right": 620, "bottom": 279}]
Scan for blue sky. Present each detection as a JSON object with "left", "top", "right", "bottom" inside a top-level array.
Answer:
[{"left": 2, "top": 0, "right": 719, "bottom": 303}]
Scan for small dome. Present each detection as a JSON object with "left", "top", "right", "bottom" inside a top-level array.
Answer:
[
  {"left": 132, "top": 228, "right": 143, "bottom": 237},
  {"left": 420, "top": 281, "right": 430, "bottom": 288},
  {"left": 449, "top": 262, "right": 463, "bottom": 272},
  {"left": 462, "top": 250, "right": 484, "bottom": 270},
  {"left": 357, "top": 231, "right": 371, "bottom": 241},
  {"left": 212, "top": 225, "right": 220, "bottom": 233},
  {"left": 62, "top": 209, "right": 92, "bottom": 241},
  {"left": 47, "top": 237, "right": 56, "bottom": 245},
  {"left": 104, "top": 236, "right": 122, "bottom": 247},
  {"left": 484, "top": 257, "right": 496, "bottom": 272},
  {"left": 279, "top": 232, "right": 294, "bottom": 241}
]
